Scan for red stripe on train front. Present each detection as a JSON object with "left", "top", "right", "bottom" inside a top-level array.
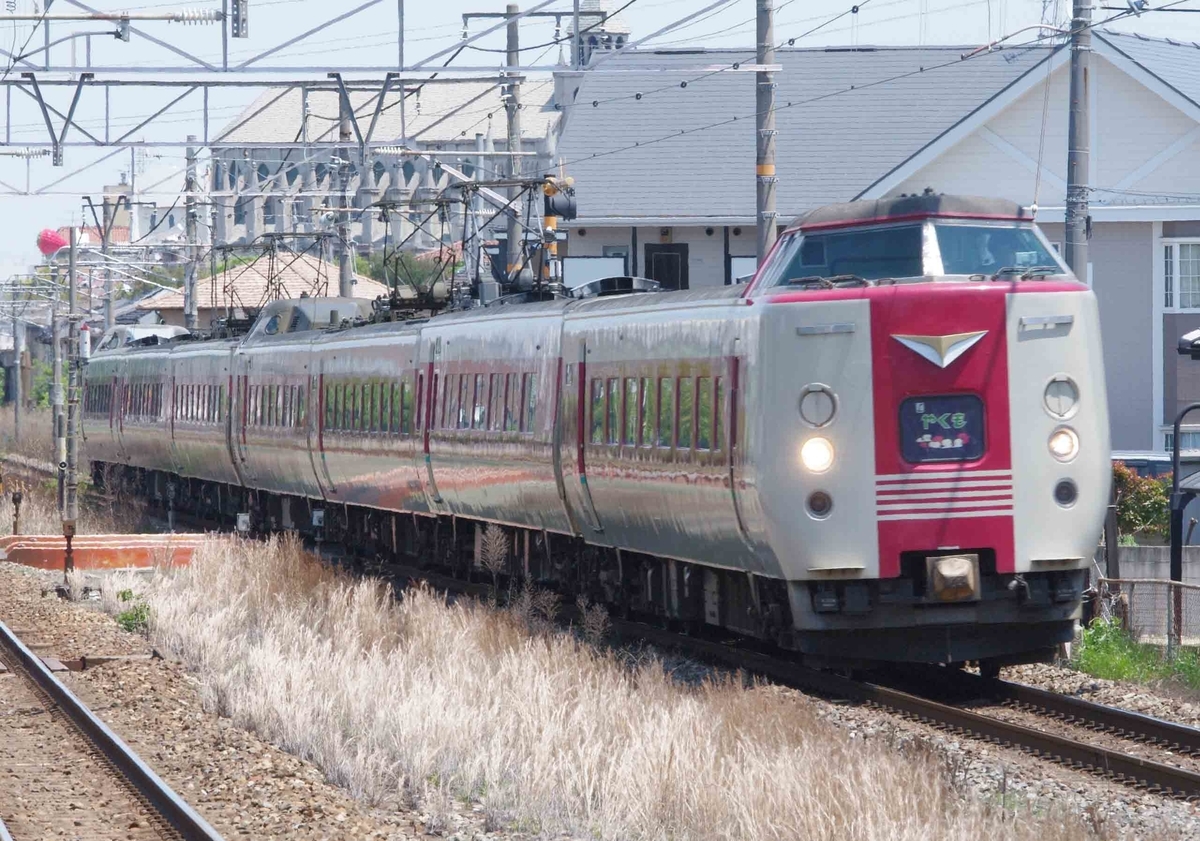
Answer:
[{"left": 870, "top": 284, "right": 1015, "bottom": 577}]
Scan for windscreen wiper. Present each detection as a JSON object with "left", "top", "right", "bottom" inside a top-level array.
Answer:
[
  {"left": 1018, "top": 265, "right": 1062, "bottom": 280},
  {"left": 785, "top": 274, "right": 871, "bottom": 288}
]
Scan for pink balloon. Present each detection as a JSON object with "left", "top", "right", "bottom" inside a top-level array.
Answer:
[{"left": 37, "top": 228, "right": 68, "bottom": 256}]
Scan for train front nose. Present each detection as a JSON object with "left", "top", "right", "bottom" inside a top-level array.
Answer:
[{"left": 787, "top": 284, "right": 1108, "bottom": 665}]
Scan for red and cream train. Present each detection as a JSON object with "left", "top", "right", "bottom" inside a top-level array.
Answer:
[{"left": 83, "top": 194, "right": 1111, "bottom": 669}]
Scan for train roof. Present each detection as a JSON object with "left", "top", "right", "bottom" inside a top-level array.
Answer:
[{"left": 791, "top": 194, "right": 1033, "bottom": 232}]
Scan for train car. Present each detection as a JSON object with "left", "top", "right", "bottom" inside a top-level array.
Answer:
[{"left": 84, "top": 194, "right": 1110, "bottom": 671}]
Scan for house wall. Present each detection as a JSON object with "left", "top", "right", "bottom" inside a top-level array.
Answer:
[{"left": 566, "top": 224, "right": 759, "bottom": 288}]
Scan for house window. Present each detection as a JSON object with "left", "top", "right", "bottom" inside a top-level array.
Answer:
[
  {"left": 1165, "top": 243, "right": 1200, "bottom": 308},
  {"left": 1166, "top": 430, "right": 1200, "bottom": 452},
  {"left": 1166, "top": 244, "right": 1175, "bottom": 308}
]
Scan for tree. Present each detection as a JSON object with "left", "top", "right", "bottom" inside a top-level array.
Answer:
[
  {"left": 355, "top": 251, "right": 453, "bottom": 293},
  {"left": 1112, "top": 461, "right": 1170, "bottom": 541}
]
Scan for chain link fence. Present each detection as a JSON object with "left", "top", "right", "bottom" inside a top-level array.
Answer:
[{"left": 1098, "top": 577, "right": 1200, "bottom": 652}]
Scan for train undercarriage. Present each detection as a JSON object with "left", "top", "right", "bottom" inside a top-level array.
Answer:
[{"left": 93, "top": 461, "right": 1076, "bottom": 672}]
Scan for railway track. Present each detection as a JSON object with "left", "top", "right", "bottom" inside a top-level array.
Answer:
[
  {"left": 7, "top": 453, "right": 1200, "bottom": 803},
  {"left": 0, "top": 618, "right": 225, "bottom": 841}
]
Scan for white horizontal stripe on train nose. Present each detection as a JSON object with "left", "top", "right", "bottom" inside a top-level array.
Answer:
[
  {"left": 876, "top": 498, "right": 1014, "bottom": 512},
  {"left": 875, "top": 480, "right": 1014, "bottom": 493},
  {"left": 874, "top": 489, "right": 1014, "bottom": 502},
  {"left": 876, "top": 508, "right": 1013, "bottom": 522},
  {"left": 876, "top": 469, "right": 1012, "bottom": 483}
]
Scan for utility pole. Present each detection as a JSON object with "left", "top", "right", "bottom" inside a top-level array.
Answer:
[
  {"left": 51, "top": 263, "right": 65, "bottom": 510},
  {"left": 506, "top": 3, "right": 523, "bottom": 284},
  {"left": 184, "top": 135, "right": 199, "bottom": 330},
  {"left": 756, "top": 0, "right": 777, "bottom": 266},
  {"left": 11, "top": 279, "right": 21, "bottom": 446},
  {"left": 64, "top": 226, "right": 80, "bottom": 577},
  {"left": 337, "top": 94, "right": 355, "bottom": 297},
  {"left": 1065, "top": 0, "right": 1090, "bottom": 277}
]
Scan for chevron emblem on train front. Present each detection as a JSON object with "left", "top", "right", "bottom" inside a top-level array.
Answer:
[{"left": 891, "top": 331, "right": 987, "bottom": 369}]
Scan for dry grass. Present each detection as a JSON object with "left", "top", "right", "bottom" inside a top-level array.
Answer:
[
  {"left": 0, "top": 479, "right": 143, "bottom": 536},
  {"left": 91, "top": 534, "right": 1117, "bottom": 841},
  {"left": 0, "top": 406, "right": 57, "bottom": 466}
]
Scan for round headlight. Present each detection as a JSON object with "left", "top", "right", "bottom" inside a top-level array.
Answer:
[
  {"left": 1048, "top": 427, "right": 1079, "bottom": 462},
  {"left": 801, "top": 437, "right": 835, "bottom": 473}
]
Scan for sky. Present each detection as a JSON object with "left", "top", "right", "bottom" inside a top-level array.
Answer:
[{"left": 1, "top": 0, "right": 1200, "bottom": 276}]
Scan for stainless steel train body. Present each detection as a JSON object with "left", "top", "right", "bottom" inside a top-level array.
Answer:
[{"left": 83, "top": 195, "right": 1111, "bottom": 666}]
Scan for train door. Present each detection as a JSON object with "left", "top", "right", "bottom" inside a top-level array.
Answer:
[
  {"left": 310, "top": 357, "right": 337, "bottom": 497},
  {"left": 418, "top": 338, "right": 446, "bottom": 514},
  {"left": 556, "top": 337, "right": 600, "bottom": 537},
  {"left": 232, "top": 354, "right": 256, "bottom": 487}
]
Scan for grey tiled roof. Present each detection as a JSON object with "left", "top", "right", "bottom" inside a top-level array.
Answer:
[
  {"left": 1097, "top": 29, "right": 1200, "bottom": 111},
  {"left": 556, "top": 45, "right": 1058, "bottom": 222}
]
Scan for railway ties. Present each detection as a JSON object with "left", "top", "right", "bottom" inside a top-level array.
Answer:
[
  {"left": 616, "top": 620, "right": 1200, "bottom": 802},
  {"left": 0, "top": 619, "right": 224, "bottom": 841}
]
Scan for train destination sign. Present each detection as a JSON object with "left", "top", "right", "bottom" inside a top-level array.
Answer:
[{"left": 900, "top": 395, "right": 985, "bottom": 463}]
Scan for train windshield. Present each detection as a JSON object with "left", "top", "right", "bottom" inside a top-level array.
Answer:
[
  {"left": 933, "top": 223, "right": 1063, "bottom": 277},
  {"left": 756, "top": 220, "right": 1067, "bottom": 287}
]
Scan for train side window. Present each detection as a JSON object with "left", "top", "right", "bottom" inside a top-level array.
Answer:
[
  {"left": 281, "top": 386, "right": 291, "bottom": 428},
  {"left": 398, "top": 381, "right": 410, "bottom": 434},
  {"left": 678, "top": 378, "right": 695, "bottom": 450},
  {"left": 714, "top": 377, "right": 724, "bottom": 452},
  {"left": 524, "top": 373, "right": 537, "bottom": 434},
  {"left": 624, "top": 378, "right": 638, "bottom": 446},
  {"left": 444, "top": 375, "right": 457, "bottom": 430},
  {"left": 658, "top": 378, "right": 675, "bottom": 448},
  {"left": 504, "top": 373, "right": 519, "bottom": 432},
  {"left": 441, "top": 376, "right": 453, "bottom": 430},
  {"left": 297, "top": 386, "right": 306, "bottom": 427},
  {"left": 415, "top": 374, "right": 425, "bottom": 432},
  {"left": 324, "top": 383, "right": 334, "bottom": 430},
  {"left": 697, "top": 377, "right": 713, "bottom": 451},
  {"left": 590, "top": 378, "right": 604, "bottom": 445},
  {"left": 268, "top": 385, "right": 278, "bottom": 427},
  {"left": 489, "top": 373, "right": 503, "bottom": 431},
  {"left": 640, "top": 377, "right": 654, "bottom": 447},
  {"left": 374, "top": 382, "right": 384, "bottom": 432},
  {"left": 331, "top": 384, "right": 341, "bottom": 431},
  {"left": 606, "top": 377, "right": 620, "bottom": 445},
  {"left": 472, "top": 374, "right": 487, "bottom": 430},
  {"left": 366, "top": 382, "right": 378, "bottom": 432},
  {"left": 385, "top": 383, "right": 396, "bottom": 433},
  {"left": 459, "top": 376, "right": 472, "bottom": 430}
]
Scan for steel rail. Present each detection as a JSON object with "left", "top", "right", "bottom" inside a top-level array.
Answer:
[
  {"left": 0, "top": 619, "right": 226, "bottom": 840},
  {"left": 610, "top": 621, "right": 1200, "bottom": 801},
  {"left": 8, "top": 454, "right": 1199, "bottom": 800}
]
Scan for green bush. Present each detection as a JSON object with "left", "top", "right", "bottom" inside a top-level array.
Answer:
[
  {"left": 1112, "top": 461, "right": 1170, "bottom": 541},
  {"left": 1074, "top": 617, "right": 1200, "bottom": 690}
]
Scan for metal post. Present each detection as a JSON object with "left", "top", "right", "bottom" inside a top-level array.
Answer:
[
  {"left": 51, "top": 288, "right": 65, "bottom": 512},
  {"left": 184, "top": 134, "right": 199, "bottom": 330},
  {"left": 1064, "top": 0, "right": 1090, "bottom": 277},
  {"left": 572, "top": 0, "right": 580, "bottom": 69},
  {"left": 12, "top": 280, "right": 21, "bottom": 446},
  {"left": 64, "top": 227, "right": 80, "bottom": 578},
  {"left": 337, "top": 93, "right": 354, "bottom": 297},
  {"left": 398, "top": 0, "right": 405, "bottom": 70},
  {"left": 1169, "top": 403, "right": 1200, "bottom": 653},
  {"left": 505, "top": 3, "right": 522, "bottom": 284},
  {"left": 756, "top": 0, "right": 777, "bottom": 265},
  {"left": 102, "top": 198, "right": 113, "bottom": 330}
]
